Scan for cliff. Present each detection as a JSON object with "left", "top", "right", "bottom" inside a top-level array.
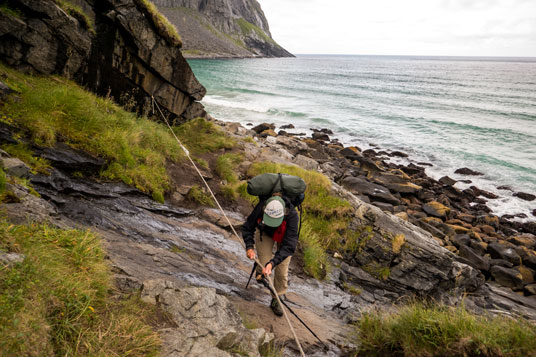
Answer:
[
  {"left": 150, "top": 0, "right": 294, "bottom": 58},
  {"left": 0, "top": 0, "right": 206, "bottom": 123}
]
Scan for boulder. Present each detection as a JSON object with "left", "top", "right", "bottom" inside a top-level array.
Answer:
[
  {"left": 339, "top": 147, "right": 361, "bottom": 158},
  {"left": 372, "top": 201, "right": 394, "bottom": 212},
  {"left": 260, "top": 129, "right": 277, "bottom": 138},
  {"left": 423, "top": 201, "right": 451, "bottom": 219},
  {"left": 450, "top": 234, "right": 470, "bottom": 248},
  {"left": 0, "top": 80, "right": 15, "bottom": 100},
  {"left": 490, "top": 259, "right": 514, "bottom": 268},
  {"left": 508, "top": 235, "right": 536, "bottom": 249},
  {"left": 455, "top": 167, "right": 484, "bottom": 176},
  {"left": 312, "top": 132, "right": 330, "bottom": 141},
  {"left": 293, "top": 154, "right": 320, "bottom": 171},
  {"left": 514, "top": 192, "right": 536, "bottom": 201},
  {"left": 251, "top": 123, "right": 274, "bottom": 134},
  {"left": 439, "top": 176, "right": 457, "bottom": 186},
  {"left": 525, "top": 284, "right": 536, "bottom": 295},
  {"left": 488, "top": 242, "right": 521, "bottom": 265},
  {"left": 490, "top": 266, "right": 523, "bottom": 290},
  {"left": 280, "top": 124, "right": 294, "bottom": 129},
  {"left": 1, "top": 157, "right": 30, "bottom": 178},
  {"left": 469, "top": 240, "right": 488, "bottom": 256},
  {"left": 341, "top": 176, "right": 400, "bottom": 205},
  {"left": 516, "top": 266, "right": 535, "bottom": 285},
  {"left": 141, "top": 280, "right": 272, "bottom": 357},
  {"left": 515, "top": 246, "right": 536, "bottom": 269},
  {"left": 470, "top": 186, "right": 498, "bottom": 199},
  {"left": 389, "top": 151, "right": 408, "bottom": 158},
  {"left": 459, "top": 245, "right": 490, "bottom": 272},
  {"left": 457, "top": 213, "right": 475, "bottom": 224}
]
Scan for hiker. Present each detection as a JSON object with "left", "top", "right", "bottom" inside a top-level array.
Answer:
[{"left": 242, "top": 193, "right": 299, "bottom": 316}]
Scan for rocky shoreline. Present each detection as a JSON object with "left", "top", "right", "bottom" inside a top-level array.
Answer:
[{"left": 242, "top": 121, "right": 536, "bottom": 297}]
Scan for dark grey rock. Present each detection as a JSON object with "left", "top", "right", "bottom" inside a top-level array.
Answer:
[
  {"left": 33, "top": 143, "right": 105, "bottom": 173},
  {"left": 341, "top": 176, "right": 400, "bottom": 205},
  {"left": 439, "top": 176, "right": 457, "bottom": 186},
  {"left": 490, "top": 259, "right": 514, "bottom": 268},
  {"left": 490, "top": 266, "right": 523, "bottom": 290},
  {"left": 488, "top": 242, "right": 521, "bottom": 265},
  {"left": 459, "top": 245, "right": 490, "bottom": 272},
  {"left": 312, "top": 132, "right": 330, "bottom": 141},
  {"left": 514, "top": 192, "right": 536, "bottom": 201},
  {"left": 280, "top": 124, "right": 294, "bottom": 129},
  {"left": 451, "top": 234, "right": 470, "bottom": 248},
  {"left": 372, "top": 201, "right": 394, "bottom": 212},
  {"left": 251, "top": 123, "right": 275, "bottom": 134},
  {"left": 455, "top": 167, "right": 484, "bottom": 176}
]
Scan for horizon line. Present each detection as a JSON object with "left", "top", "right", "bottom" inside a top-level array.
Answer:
[{"left": 293, "top": 53, "right": 536, "bottom": 59}]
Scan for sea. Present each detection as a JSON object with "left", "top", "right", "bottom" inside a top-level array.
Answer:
[{"left": 188, "top": 55, "right": 536, "bottom": 220}]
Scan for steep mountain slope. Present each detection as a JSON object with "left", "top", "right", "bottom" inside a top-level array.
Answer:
[
  {"left": 151, "top": 0, "right": 294, "bottom": 58},
  {"left": 0, "top": 0, "right": 206, "bottom": 123}
]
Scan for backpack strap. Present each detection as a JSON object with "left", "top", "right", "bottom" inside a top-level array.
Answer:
[{"left": 270, "top": 173, "right": 282, "bottom": 196}]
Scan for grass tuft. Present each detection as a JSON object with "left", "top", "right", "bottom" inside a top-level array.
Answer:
[
  {"left": 356, "top": 302, "right": 536, "bottom": 357},
  {"left": 0, "top": 218, "right": 161, "bottom": 356},
  {"left": 175, "top": 118, "right": 235, "bottom": 155},
  {"left": 216, "top": 153, "right": 243, "bottom": 184},
  {"left": 187, "top": 185, "right": 214, "bottom": 207},
  {"left": 135, "top": 0, "right": 182, "bottom": 47},
  {"left": 53, "top": 0, "right": 94, "bottom": 34}
]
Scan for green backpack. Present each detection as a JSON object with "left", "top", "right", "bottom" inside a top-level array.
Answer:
[
  {"left": 247, "top": 173, "right": 306, "bottom": 237},
  {"left": 246, "top": 173, "right": 306, "bottom": 207}
]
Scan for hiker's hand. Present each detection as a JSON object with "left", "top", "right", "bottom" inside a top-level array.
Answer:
[
  {"left": 246, "top": 249, "right": 256, "bottom": 260},
  {"left": 263, "top": 262, "right": 273, "bottom": 276}
]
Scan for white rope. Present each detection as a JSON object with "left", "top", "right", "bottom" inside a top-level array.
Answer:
[{"left": 152, "top": 96, "right": 306, "bottom": 357}]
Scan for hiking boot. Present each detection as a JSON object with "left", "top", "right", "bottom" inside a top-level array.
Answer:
[{"left": 270, "top": 297, "right": 283, "bottom": 317}]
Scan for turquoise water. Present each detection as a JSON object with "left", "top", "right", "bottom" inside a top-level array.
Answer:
[{"left": 188, "top": 55, "right": 536, "bottom": 219}]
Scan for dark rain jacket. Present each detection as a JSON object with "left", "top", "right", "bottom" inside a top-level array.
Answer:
[{"left": 242, "top": 196, "right": 299, "bottom": 267}]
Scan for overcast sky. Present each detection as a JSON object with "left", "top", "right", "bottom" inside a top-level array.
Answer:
[{"left": 256, "top": 0, "right": 536, "bottom": 57}]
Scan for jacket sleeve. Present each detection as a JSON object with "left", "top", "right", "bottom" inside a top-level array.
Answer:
[
  {"left": 242, "top": 201, "right": 264, "bottom": 250},
  {"left": 270, "top": 208, "right": 299, "bottom": 267}
]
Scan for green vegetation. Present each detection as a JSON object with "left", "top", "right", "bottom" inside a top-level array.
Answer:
[
  {"left": 1, "top": 143, "right": 51, "bottom": 175},
  {"left": 53, "top": 0, "right": 94, "bottom": 34},
  {"left": 187, "top": 185, "right": 214, "bottom": 207},
  {"left": 299, "top": 221, "right": 330, "bottom": 279},
  {"left": 356, "top": 303, "right": 536, "bottom": 357},
  {"left": 236, "top": 18, "right": 277, "bottom": 46},
  {"left": 246, "top": 162, "right": 354, "bottom": 278},
  {"left": 0, "top": 218, "right": 161, "bottom": 355},
  {"left": 216, "top": 153, "right": 243, "bottom": 184},
  {"left": 175, "top": 118, "right": 236, "bottom": 155},
  {"left": 0, "top": 1, "right": 21, "bottom": 18},
  {"left": 0, "top": 63, "right": 184, "bottom": 202},
  {"left": 259, "top": 341, "right": 284, "bottom": 357},
  {"left": 135, "top": 0, "right": 182, "bottom": 47},
  {"left": 0, "top": 168, "right": 6, "bottom": 193},
  {"left": 0, "top": 64, "right": 234, "bottom": 203}
]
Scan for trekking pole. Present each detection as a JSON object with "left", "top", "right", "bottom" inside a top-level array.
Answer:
[
  {"left": 258, "top": 274, "right": 327, "bottom": 348},
  {"left": 245, "top": 262, "right": 258, "bottom": 289}
]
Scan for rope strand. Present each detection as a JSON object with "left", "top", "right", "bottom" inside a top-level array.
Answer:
[{"left": 152, "top": 96, "right": 306, "bottom": 357}]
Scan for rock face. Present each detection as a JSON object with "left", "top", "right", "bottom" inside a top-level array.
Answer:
[
  {"left": 151, "top": 0, "right": 293, "bottom": 58},
  {"left": 141, "top": 279, "right": 272, "bottom": 357},
  {"left": 0, "top": 0, "right": 206, "bottom": 123}
]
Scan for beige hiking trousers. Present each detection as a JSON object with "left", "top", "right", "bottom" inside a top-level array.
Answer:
[{"left": 255, "top": 231, "right": 291, "bottom": 296}]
